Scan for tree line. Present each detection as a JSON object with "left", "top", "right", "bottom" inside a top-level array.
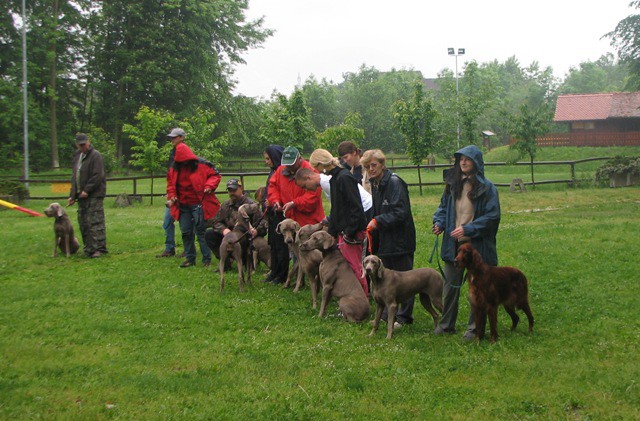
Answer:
[{"left": 1, "top": 1, "right": 638, "bottom": 173}]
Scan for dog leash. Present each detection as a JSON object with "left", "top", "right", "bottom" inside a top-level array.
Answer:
[{"left": 429, "top": 235, "right": 446, "bottom": 281}]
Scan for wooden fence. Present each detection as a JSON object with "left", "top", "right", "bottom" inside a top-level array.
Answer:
[
  {"left": 514, "top": 131, "right": 640, "bottom": 147},
  {"left": 9, "top": 157, "right": 612, "bottom": 200}
]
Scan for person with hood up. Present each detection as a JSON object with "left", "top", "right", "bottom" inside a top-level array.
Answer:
[
  {"left": 167, "top": 142, "right": 222, "bottom": 268},
  {"left": 432, "top": 145, "right": 501, "bottom": 340}
]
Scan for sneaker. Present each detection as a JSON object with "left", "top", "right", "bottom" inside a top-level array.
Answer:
[
  {"left": 203, "top": 262, "right": 211, "bottom": 268},
  {"left": 463, "top": 330, "right": 476, "bottom": 341},
  {"left": 156, "top": 250, "right": 175, "bottom": 258},
  {"left": 393, "top": 321, "right": 403, "bottom": 331},
  {"left": 434, "top": 326, "right": 457, "bottom": 335},
  {"left": 90, "top": 251, "right": 103, "bottom": 258},
  {"left": 179, "top": 261, "right": 195, "bottom": 268}
]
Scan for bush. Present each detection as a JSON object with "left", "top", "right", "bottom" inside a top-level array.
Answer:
[
  {"left": 594, "top": 156, "right": 640, "bottom": 185},
  {"left": 0, "top": 180, "right": 30, "bottom": 202}
]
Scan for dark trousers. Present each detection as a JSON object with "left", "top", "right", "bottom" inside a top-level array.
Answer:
[
  {"left": 268, "top": 212, "right": 290, "bottom": 282},
  {"left": 381, "top": 253, "right": 415, "bottom": 324}
]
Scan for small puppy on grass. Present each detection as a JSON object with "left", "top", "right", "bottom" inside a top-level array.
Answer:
[
  {"left": 455, "top": 242, "right": 534, "bottom": 343},
  {"left": 363, "top": 255, "right": 443, "bottom": 340},
  {"left": 43, "top": 202, "right": 80, "bottom": 258}
]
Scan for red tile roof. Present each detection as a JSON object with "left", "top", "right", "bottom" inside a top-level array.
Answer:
[{"left": 554, "top": 92, "right": 640, "bottom": 121}]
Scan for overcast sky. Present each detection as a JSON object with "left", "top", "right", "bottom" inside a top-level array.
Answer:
[{"left": 232, "top": 0, "right": 634, "bottom": 99}]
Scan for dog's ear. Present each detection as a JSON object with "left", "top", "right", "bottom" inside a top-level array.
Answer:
[
  {"left": 376, "top": 257, "right": 385, "bottom": 279},
  {"left": 53, "top": 203, "right": 63, "bottom": 217},
  {"left": 276, "top": 221, "right": 282, "bottom": 234},
  {"left": 294, "top": 221, "right": 300, "bottom": 232},
  {"left": 321, "top": 232, "right": 335, "bottom": 250}
]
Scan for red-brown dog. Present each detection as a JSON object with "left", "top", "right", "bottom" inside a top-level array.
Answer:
[{"left": 455, "top": 243, "right": 534, "bottom": 343}]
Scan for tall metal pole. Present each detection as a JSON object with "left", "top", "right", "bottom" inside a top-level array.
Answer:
[
  {"left": 455, "top": 53, "right": 459, "bottom": 148},
  {"left": 22, "top": 0, "right": 29, "bottom": 187}
]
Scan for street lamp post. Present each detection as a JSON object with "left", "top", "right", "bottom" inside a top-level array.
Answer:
[{"left": 448, "top": 47, "right": 465, "bottom": 148}]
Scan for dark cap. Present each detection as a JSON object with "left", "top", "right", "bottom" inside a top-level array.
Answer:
[
  {"left": 281, "top": 146, "right": 301, "bottom": 166},
  {"left": 75, "top": 133, "right": 88, "bottom": 144},
  {"left": 226, "top": 178, "right": 242, "bottom": 190}
]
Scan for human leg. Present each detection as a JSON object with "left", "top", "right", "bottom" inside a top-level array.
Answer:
[
  {"left": 89, "top": 198, "right": 107, "bottom": 255},
  {"left": 77, "top": 199, "right": 92, "bottom": 256},
  {"left": 163, "top": 206, "right": 176, "bottom": 253},
  {"left": 435, "top": 261, "right": 465, "bottom": 333},
  {"left": 179, "top": 206, "right": 196, "bottom": 265},
  {"left": 338, "top": 233, "right": 368, "bottom": 297},
  {"left": 204, "top": 229, "right": 224, "bottom": 261},
  {"left": 192, "top": 205, "right": 211, "bottom": 264}
]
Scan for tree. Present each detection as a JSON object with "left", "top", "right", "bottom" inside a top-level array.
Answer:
[
  {"left": 316, "top": 112, "right": 365, "bottom": 152},
  {"left": 177, "top": 108, "right": 227, "bottom": 166},
  {"left": 559, "top": 54, "right": 627, "bottom": 94},
  {"left": 125, "top": 106, "right": 174, "bottom": 204},
  {"left": 392, "top": 81, "right": 438, "bottom": 165},
  {"left": 260, "top": 90, "right": 315, "bottom": 151},
  {"left": 509, "top": 103, "right": 552, "bottom": 187},
  {"left": 605, "top": 1, "right": 640, "bottom": 90},
  {"left": 91, "top": 0, "right": 272, "bottom": 158}
]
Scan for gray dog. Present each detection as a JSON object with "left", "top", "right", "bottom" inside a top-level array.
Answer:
[
  {"left": 43, "top": 202, "right": 80, "bottom": 258},
  {"left": 300, "top": 230, "right": 370, "bottom": 323},
  {"left": 363, "top": 255, "right": 444, "bottom": 339}
]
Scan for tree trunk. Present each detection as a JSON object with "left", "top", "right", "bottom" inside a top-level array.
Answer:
[
  {"left": 48, "top": 0, "right": 60, "bottom": 169},
  {"left": 530, "top": 156, "right": 535, "bottom": 189}
]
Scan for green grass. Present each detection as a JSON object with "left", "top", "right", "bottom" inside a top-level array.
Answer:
[{"left": 1, "top": 183, "right": 639, "bottom": 418}]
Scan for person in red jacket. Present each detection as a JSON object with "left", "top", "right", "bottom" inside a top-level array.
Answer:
[
  {"left": 268, "top": 146, "right": 325, "bottom": 226},
  {"left": 167, "top": 142, "right": 221, "bottom": 268}
]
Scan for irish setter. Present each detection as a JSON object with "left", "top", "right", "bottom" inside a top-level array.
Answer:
[{"left": 455, "top": 243, "right": 534, "bottom": 343}]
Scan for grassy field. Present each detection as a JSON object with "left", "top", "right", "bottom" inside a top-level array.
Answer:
[{"left": 1, "top": 176, "right": 639, "bottom": 418}]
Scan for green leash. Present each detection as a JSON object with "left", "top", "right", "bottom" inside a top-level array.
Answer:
[{"left": 429, "top": 235, "right": 467, "bottom": 289}]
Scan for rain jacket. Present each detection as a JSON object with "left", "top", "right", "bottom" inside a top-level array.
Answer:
[
  {"left": 433, "top": 145, "right": 500, "bottom": 265},
  {"left": 69, "top": 146, "right": 106, "bottom": 199},
  {"left": 167, "top": 142, "right": 221, "bottom": 221},
  {"left": 267, "top": 158, "right": 325, "bottom": 226},
  {"left": 370, "top": 169, "right": 416, "bottom": 257}
]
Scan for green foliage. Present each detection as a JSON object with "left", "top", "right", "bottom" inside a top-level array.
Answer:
[
  {"left": 559, "top": 54, "right": 628, "bottom": 94},
  {"left": 605, "top": 1, "right": 640, "bottom": 90},
  {"left": 260, "top": 90, "right": 316, "bottom": 151},
  {"left": 125, "top": 106, "right": 173, "bottom": 175},
  {"left": 178, "top": 108, "right": 227, "bottom": 166},
  {"left": 509, "top": 103, "right": 552, "bottom": 184},
  {"left": 87, "top": 128, "right": 120, "bottom": 175},
  {"left": 393, "top": 81, "right": 438, "bottom": 165},
  {"left": 316, "top": 112, "right": 364, "bottom": 152},
  {"left": 595, "top": 155, "right": 640, "bottom": 184},
  {"left": 0, "top": 179, "right": 30, "bottom": 202}
]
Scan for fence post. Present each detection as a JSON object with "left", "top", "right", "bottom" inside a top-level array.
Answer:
[
  {"left": 417, "top": 165, "right": 423, "bottom": 196},
  {"left": 133, "top": 178, "right": 137, "bottom": 195},
  {"left": 570, "top": 162, "right": 575, "bottom": 181}
]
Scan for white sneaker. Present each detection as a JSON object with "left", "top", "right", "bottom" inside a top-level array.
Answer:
[{"left": 393, "top": 321, "right": 403, "bottom": 330}]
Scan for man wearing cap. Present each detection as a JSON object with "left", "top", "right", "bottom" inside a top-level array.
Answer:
[
  {"left": 67, "top": 133, "right": 108, "bottom": 258},
  {"left": 205, "top": 178, "right": 267, "bottom": 265},
  {"left": 268, "top": 146, "right": 325, "bottom": 226},
  {"left": 157, "top": 128, "right": 187, "bottom": 258}
]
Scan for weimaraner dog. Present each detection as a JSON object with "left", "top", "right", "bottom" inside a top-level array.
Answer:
[
  {"left": 237, "top": 203, "right": 270, "bottom": 272},
  {"left": 363, "top": 255, "right": 444, "bottom": 340},
  {"left": 275, "top": 218, "right": 302, "bottom": 288},
  {"left": 294, "top": 222, "right": 325, "bottom": 307},
  {"left": 43, "top": 202, "right": 80, "bottom": 258},
  {"left": 300, "top": 230, "right": 370, "bottom": 323}
]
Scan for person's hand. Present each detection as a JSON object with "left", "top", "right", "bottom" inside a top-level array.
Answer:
[
  {"left": 79, "top": 191, "right": 88, "bottom": 199},
  {"left": 432, "top": 224, "right": 442, "bottom": 235},
  {"left": 282, "top": 201, "right": 295, "bottom": 216},
  {"left": 272, "top": 201, "right": 282, "bottom": 212},
  {"left": 166, "top": 197, "right": 177, "bottom": 207},
  {"left": 67, "top": 197, "right": 75, "bottom": 206},
  {"left": 451, "top": 226, "right": 465, "bottom": 240},
  {"left": 223, "top": 228, "right": 231, "bottom": 236},
  {"left": 249, "top": 227, "right": 257, "bottom": 238},
  {"left": 366, "top": 218, "right": 377, "bottom": 232},
  {"left": 204, "top": 188, "right": 212, "bottom": 194}
]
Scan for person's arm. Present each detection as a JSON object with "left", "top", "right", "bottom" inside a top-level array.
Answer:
[
  {"left": 463, "top": 185, "right": 500, "bottom": 238},
  {"left": 82, "top": 151, "right": 105, "bottom": 195}
]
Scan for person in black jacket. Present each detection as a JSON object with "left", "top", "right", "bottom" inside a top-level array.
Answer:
[
  {"left": 306, "top": 148, "right": 369, "bottom": 296},
  {"left": 363, "top": 149, "right": 416, "bottom": 328},
  {"left": 67, "top": 133, "right": 108, "bottom": 258},
  {"left": 262, "top": 145, "right": 288, "bottom": 284}
]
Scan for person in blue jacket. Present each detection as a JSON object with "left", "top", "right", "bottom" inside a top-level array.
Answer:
[{"left": 432, "top": 145, "right": 501, "bottom": 340}]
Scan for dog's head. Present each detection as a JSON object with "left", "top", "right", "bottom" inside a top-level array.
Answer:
[
  {"left": 254, "top": 186, "right": 267, "bottom": 204},
  {"left": 362, "top": 255, "right": 384, "bottom": 281},
  {"left": 300, "top": 230, "right": 335, "bottom": 252},
  {"left": 454, "top": 242, "right": 475, "bottom": 270},
  {"left": 296, "top": 222, "right": 325, "bottom": 244},
  {"left": 43, "top": 202, "right": 65, "bottom": 218},
  {"left": 238, "top": 203, "right": 260, "bottom": 221},
  {"left": 276, "top": 218, "right": 300, "bottom": 244}
]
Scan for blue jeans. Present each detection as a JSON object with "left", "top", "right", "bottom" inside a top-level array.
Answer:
[
  {"left": 163, "top": 206, "right": 175, "bottom": 253},
  {"left": 178, "top": 204, "right": 211, "bottom": 264}
]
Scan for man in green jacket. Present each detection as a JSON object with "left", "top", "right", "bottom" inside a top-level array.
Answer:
[{"left": 67, "top": 133, "right": 108, "bottom": 258}]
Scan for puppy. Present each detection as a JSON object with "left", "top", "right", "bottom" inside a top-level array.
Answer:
[
  {"left": 363, "top": 255, "right": 444, "bottom": 340},
  {"left": 300, "top": 231, "right": 370, "bottom": 323},
  {"left": 43, "top": 202, "right": 80, "bottom": 257},
  {"left": 455, "top": 242, "right": 534, "bottom": 343},
  {"left": 275, "top": 218, "right": 301, "bottom": 288},
  {"left": 294, "top": 222, "right": 325, "bottom": 307}
]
